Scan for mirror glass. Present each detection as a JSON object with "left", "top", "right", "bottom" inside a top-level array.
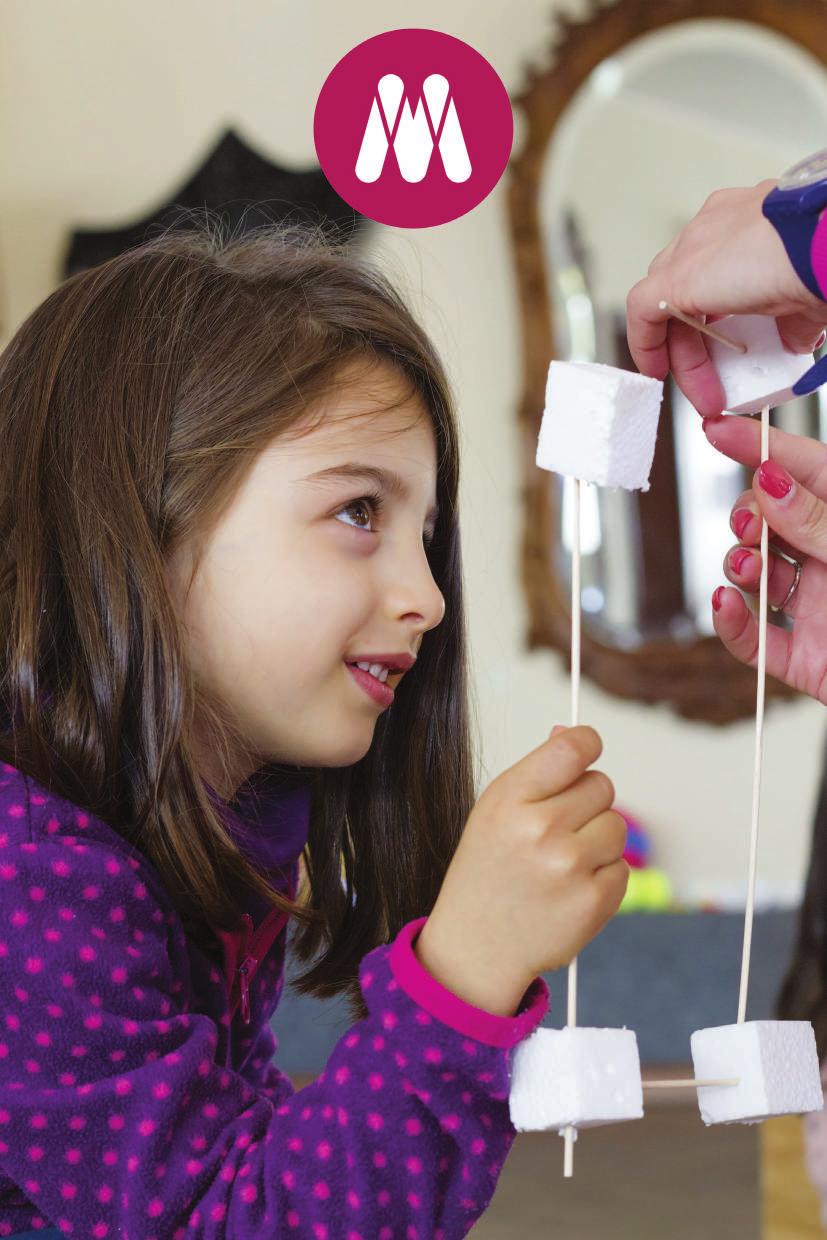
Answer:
[{"left": 540, "top": 18, "right": 827, "bottom": 648}]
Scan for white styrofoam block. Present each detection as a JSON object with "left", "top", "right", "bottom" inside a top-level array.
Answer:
[
  {"left": 535, "top": 360, "right": 664, "bottom": 491},
  {"left": 707, "top": 314, "right": 813, "bottom": 415},
  {"left": 690, "top": 1021, "right": 824, "bottom": 1126},
  {"left": 508, "top": 1026, "right": 644, "bottom": 1134}
]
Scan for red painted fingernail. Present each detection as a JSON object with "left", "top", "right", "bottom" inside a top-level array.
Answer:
[
  {"left": 817, "top": 330, "right": 826, "bottom": 350},
  {"left": 732, "top": 508, "right": 753, "bottom": 540},
  {"left": 712, "top": 587, "right": 724, "bottom": 611},
  {"left": 730, "top": 548, "right": 752, "bottom": 576},
  {"left": 758, "top": 460, "right": 793, "bottom": 499}
]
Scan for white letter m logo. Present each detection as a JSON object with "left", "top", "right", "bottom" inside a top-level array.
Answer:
[{"left": 355, "top": 73, "right": 472, "bottom": 184}]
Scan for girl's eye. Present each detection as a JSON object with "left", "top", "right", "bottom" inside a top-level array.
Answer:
[
  {"left": 335, "top": 492, "right": 385, "bottom": 536},
  {"left": 335, "top": 490, "right": 436, "bottom": 550}
]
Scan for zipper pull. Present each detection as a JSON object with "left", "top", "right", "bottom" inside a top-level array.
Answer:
[{"left": 238, "top": 952, "right": 259, "bottom": 1024}]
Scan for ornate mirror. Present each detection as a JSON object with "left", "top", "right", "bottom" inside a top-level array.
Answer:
[{"left": 509, "top": 0, "right": 827, "bottom": 722}]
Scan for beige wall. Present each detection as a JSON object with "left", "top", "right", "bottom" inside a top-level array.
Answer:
[{"left": 0, "top": 0, "right": 823, "bottom": 905}]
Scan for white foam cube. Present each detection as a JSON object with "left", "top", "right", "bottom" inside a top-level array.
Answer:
[
  {"left": 690, "top": 1021, "right": 824, "bottom": 1126},
  {"left": 535, "top": 361, "right": 664, "bottom": 491},
  {"left": 707, "top": 314, "right": 814, "bottom": 415},
  {"left": 509, "top": 1026, "right": 643, "bottom": 1134}
]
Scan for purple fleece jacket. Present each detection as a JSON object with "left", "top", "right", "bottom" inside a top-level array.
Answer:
[{"left": 0, "top": 760, "right": 549, "bottom": 1238}]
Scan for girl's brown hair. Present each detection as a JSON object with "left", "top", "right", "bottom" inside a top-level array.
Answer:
[
  {"left": 0, "top": 211, "right": 480, "bottom": 1023},
  {"left": 777, "top": 737, "right": 827, "bottom": 1057}
]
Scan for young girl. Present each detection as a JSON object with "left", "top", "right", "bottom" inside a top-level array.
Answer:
[{"left": 0, "top": 215, "right": 627, "bottom": 1239}]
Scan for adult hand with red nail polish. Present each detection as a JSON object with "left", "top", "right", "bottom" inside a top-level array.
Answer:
[
  {"left": 626, "top": 179, "right": 827, "bottom": 418},
  {"left": 705, "top": 412, "right": 827, "bottom": 703}
]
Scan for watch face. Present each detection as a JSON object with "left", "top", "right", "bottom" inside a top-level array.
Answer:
[{"left": 778, "top": 147, "right": 827, "bottom": 190}]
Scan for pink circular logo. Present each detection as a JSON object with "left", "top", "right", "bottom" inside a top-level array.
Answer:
[{"left": 314, "top": 28, "right": 513, "bottom": 229}]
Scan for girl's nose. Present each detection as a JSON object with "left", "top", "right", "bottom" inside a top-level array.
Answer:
[{"left": 395, "top": 553, "right": 445, "bottom": 633}]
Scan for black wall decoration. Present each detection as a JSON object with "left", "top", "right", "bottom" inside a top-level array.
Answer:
[{"left": 61, "top": 127, "right": 371, "bottom": 277}]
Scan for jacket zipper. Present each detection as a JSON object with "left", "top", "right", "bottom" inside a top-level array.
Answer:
[
  {"left": 238, "top": 953, "right": 259, "bottom": 1023},
  {"left": 234, "top": 906, "right": 290, "bottom": 1024}
]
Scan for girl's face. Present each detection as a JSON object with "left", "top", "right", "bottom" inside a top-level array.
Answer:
[{"left": 166, "top": 358, "right": 446, "bottom": 795}]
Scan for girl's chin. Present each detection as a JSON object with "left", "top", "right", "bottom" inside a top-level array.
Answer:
[{"left": 313, "top": 715, "right": 376, "bottom": 768}]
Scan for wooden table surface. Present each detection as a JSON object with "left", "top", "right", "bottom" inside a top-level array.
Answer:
[{"left": 763, "top": 1115, "right": 825, "bottom": 1239}]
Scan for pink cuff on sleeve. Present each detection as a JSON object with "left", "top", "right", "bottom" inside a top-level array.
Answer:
[
  {"left": 388, "top": 916, "right": 549, "bottom": 1049},
  {"left": 811, "top": 210, "right": 827, "bottom": 300}
]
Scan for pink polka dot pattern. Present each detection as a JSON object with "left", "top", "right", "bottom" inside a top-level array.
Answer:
[{"left": 0, "top": 762, "right": 549, "bottom": 1237}]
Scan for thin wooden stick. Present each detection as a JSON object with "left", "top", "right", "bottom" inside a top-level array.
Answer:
[
  {"left": 658, "top": 300, "right": 748, "bottom": 354},
  {"left": 737, "top": 404, "right": 770, "bottom": 1025},
  {"left": 563, "top": 478, "right": 583, "bottom": 1179},
  {"left": 570, "top": 479, "right": 582, "bottom": 736},
  {"left": 644, "top": 1078, "right": 739, "bottom": 1089}
]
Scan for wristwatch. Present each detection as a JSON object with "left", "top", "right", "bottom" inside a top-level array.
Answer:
[
  {"left": 762, "top": 148, "right": 827, "bottom": 396},
  {"left": 762, "top": 147, "right": 827, "bottom": 301}
]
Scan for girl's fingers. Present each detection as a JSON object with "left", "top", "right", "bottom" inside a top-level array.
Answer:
[
  {"left": 544, "top": 770, "right": 616, "bottom": 835},
  {"left": 704, "top": 414, "right": 827, "bottom": 501},
  {"left": 711, "top": 586, "right": 792, "bottom": 681},
  {"left": 574, "top": 810, "right": 628, "bottom": 872},
  {"left": 723, "top": 543, "right": 803, "bottom": 615}
]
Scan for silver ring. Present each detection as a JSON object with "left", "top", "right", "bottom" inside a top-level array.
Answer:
[{"left": 769, "top": 554, "right": 803, "bottom": 614}]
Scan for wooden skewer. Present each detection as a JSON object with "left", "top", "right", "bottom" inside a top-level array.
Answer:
[
  {"left": 644, "top": 1078, "right": 739, "bottom": 1089},
  {"left": 737, "top": 404, "right": 770, "bottom": 1025},
  {"left": 658, "top": 300, "right": 748, "bottom": 354},
  {"left": 563, "top": 477, "right": 583, "bottom": 1180}
]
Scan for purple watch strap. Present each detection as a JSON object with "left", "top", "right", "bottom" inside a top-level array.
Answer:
[{"left": 810, "top": 209, "right": 827, "bottom": 300}]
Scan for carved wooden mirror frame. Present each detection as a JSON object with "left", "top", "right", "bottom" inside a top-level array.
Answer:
[{"left": 508, "top": 0, "right": 827, "bottom": 723}]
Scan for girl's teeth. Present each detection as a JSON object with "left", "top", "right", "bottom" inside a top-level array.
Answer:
[{"left": 355, "top": 661, "right": 390, "bottom": 683}]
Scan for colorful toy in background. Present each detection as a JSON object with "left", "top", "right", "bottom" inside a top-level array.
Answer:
[{"left": 617, "top": 807, "right": 674, "bottom": 912}]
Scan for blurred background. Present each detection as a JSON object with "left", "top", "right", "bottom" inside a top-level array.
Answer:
[{"left": 3, "top": 0, "right": 827, "bottom": 1235}]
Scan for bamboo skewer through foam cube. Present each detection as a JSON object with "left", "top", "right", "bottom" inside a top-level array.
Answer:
[
  {"left": 683, "top": 315, "right": 824, "bottom": 1124},
  {"left": 514, "top": 361, "right": 664, "bottom": 1176},
  {"left": 705, "top": 313, "right": 814, "bottom": 414}
]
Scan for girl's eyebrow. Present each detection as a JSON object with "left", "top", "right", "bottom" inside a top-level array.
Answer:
[{"left": 300, "top": 461, "right": 440, "bottom": 527}]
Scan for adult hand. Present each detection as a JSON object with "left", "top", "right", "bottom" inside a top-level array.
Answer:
[
  {"left": 627, "top": 179, "right": 827, "bottom": 417},
  {"left": 704, "top": 413, "right": 827, "bottom": 703}
]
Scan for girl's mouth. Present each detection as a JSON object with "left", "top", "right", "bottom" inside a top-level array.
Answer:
[{"left": 345, "top": 661, "right": 395, "bottom": 708}]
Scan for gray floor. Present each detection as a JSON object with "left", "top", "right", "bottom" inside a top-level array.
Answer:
[{"left": 470, "top": 1104, "right": 759, "bottom": 1238}]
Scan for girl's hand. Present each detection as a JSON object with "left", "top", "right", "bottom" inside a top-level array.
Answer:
[
  {"left": 413, "top": 726, "right": 628, "bottom": 1016},
  {"left": 705, "top": 413, "right": 827, "bottom": 704},
  {"left": 626, "top": 179, "right": 827, "bottom": 418}
]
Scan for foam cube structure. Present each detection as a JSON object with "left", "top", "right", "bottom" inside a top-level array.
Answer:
[
  {"left": 535, "top": 360, "right": 664, "bottom": 491},
  {"left": 509, "top": 1026, "right": 644, "bottom": 1134},
  {"left": 690, "top": 1020, "right": 824, "bottom": 1126},
  {"left": 707, "top": 314, "right": 814, "bottom": 415}
]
